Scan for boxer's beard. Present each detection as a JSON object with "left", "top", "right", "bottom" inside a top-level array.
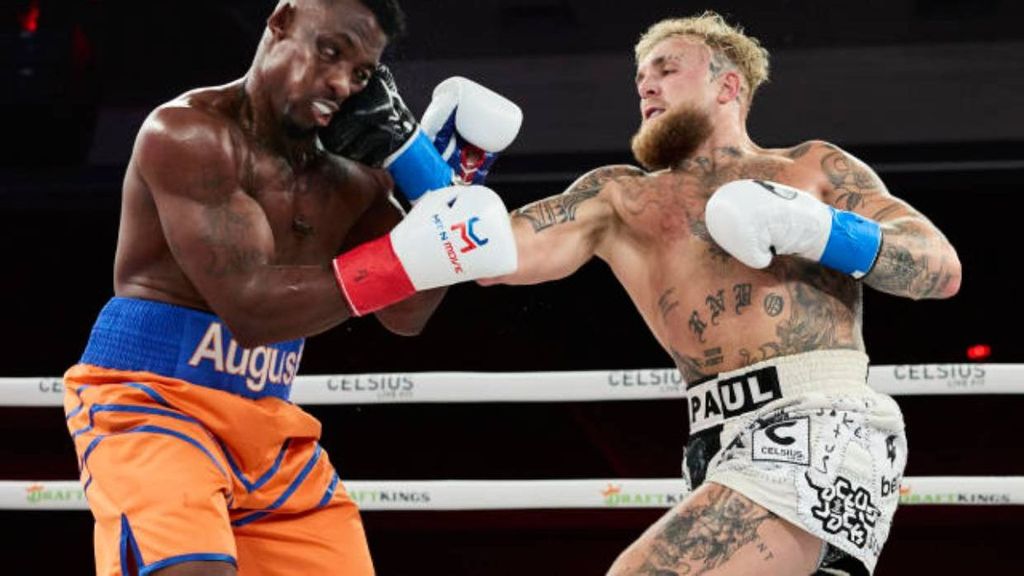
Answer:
[{"left": 630, "top": 104, "right": 713, "bottom": 170}]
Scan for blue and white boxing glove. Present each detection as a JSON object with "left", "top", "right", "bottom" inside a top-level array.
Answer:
[
  {"left": 705, "top": 179, "right": 882, "bottom": 278},
  {"left": 320, "top": 67, "right": 522, "bottom": 204},
  {"left": 386, "top": 76, "right": 523, "bottom": 201},
  {"left": 418, "top": 77, "right": 523, "bottom": 186}
]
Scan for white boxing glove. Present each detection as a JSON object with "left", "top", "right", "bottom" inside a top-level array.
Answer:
[
  {"left": 333, "top": 185, "right": 518, "bottom": 315},
  {"left": 420, "top": 77, "right": 523, "bottom": 185},
  {"left": 705, "top": 179, "right": 882, "bottom": 278},
  {"left": 385, "top": 77, "right": 523, "bottom": 201}
]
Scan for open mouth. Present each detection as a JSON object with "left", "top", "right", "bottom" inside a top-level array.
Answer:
[
  {"left": 643, "top": 107, "right": 665, "bottom": 120},
  {"left": 311, "top": 99, "right": 338, "bottom": 126}
]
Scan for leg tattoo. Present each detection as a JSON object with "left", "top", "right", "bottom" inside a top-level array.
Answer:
[{"left": 636, "top": 489, "right": 777, "bottom": 575}]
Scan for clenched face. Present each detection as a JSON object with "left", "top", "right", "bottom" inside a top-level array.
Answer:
[
  {"left": 267, "top": 0, "right": 387, "bottom": 136},
  {"left": 631, "top": 35, "right": 717, "bottom": 169}
]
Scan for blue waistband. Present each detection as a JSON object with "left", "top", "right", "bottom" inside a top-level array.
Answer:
[{"left": 80, "top": 297, "right": 304, "bottom": 401}]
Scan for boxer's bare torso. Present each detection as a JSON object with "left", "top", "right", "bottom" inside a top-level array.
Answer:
[
  {"left": 601, "top": 143, "right": 860, "bottom": 383},
  {"left": 109, "top": 78, "right": 437, "bottom": 345},
  {"left": 509, "top": 141, "right": 932, "bottom": 382}
]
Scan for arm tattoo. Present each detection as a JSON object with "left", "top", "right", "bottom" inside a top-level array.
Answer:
[
  {"left": 513, "top": 165, "right": 642, "bottom": 232},
  {"left": 820, "top": 148, "right": 879, "bottom": 211},
  {"left": 865, "top": 222, "right": 954, "bottom": 298},
  {"left": 786, "top": 142, "right": 814, "bottom": 159},
  {"left": 869, "top": 240, "right": 925, "bottom": 294},
  {"left": 819, "top": 146, "right": 956, "bottom": 298},
  {"left": 572, "top": 165, "right": 643, "bottom": 190},
  {"left": 512, "top": 185, "right": 600, "bottom": 232},
  {"left": 870, "top": 203, "right": 903, "bottom": 221}
]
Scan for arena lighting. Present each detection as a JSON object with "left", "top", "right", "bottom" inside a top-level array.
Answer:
[
  {"left": 18, "top": 0, "right": 40, "bottom": 34},
  {"left": 966, "top": 344, "right": 992, "bottom": 361}
]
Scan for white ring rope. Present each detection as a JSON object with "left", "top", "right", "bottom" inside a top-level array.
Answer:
[
  {"left": 3, "top": 477, "right": 1022, "bottom": 511},
  {"left": 4, "top": 363, "right": 1017, "bottom": 511},
  {"left": 0, "top": 363, "right": 1010, "bottom": 407}
]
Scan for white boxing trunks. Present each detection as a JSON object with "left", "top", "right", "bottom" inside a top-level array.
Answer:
[{"left": 681, "top": 349, "right": 906, "bottom": 575}]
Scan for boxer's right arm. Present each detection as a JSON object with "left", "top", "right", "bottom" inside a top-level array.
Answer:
[
  {"left": 480, "top": 165, "right": 641, "bottom": 285},
  {"left": 136, "top": 107, "right": 353, "bottom": 345}
]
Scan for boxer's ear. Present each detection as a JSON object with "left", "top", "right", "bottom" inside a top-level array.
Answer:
[
  {"left": 716, "top": 70, "right": 743, "bottom": 105},
  {"left": 267, "top": 2, "right": 296, "bottom": 40}
]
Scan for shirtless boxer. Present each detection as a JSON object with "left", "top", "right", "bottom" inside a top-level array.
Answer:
[
  {"left": 62, "top": 1, "right": 517, "bottom": 575},
  {"left": 482, "top": 11, "right": 961, "bottom": 576}
]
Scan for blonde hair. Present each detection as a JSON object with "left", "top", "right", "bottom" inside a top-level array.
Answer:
[{"left": 635, "top": 11, "right": 770, "bottom": 106}]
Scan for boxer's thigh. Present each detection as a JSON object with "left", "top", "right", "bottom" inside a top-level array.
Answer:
[
  {"left": 608, "top": 482, "right": 822, "bottom": 576},
  {"left": 233, "top": 491, "right": 374, "bottom": 576},
  {"left": 84, "top": 423, "right": 237, "bottom": 576}
]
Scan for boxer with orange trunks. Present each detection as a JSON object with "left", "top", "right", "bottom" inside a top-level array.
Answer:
[
  {"left": 63, "top": 1, "right": 522, "bottom": 574},
  {"left": 65, "top": 300, "right": 361, "bottom": 575}
]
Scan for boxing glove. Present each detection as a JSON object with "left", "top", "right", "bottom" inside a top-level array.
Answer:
[
  {"left": 333, "top": 185, "right": 518, "bottom": 315},
  {"left": 321, "top": 66, "right": 522, "bottom": 204},
  {"left": 705, "top": 179, "right": 882, "bottom": 278},
  {"left": 419, "top": 76, "right": 523, "bottom": 185}
]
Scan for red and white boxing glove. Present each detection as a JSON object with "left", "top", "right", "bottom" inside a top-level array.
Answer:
[{"left": 333, "top": 185, "right": 518, "bottom": 315}]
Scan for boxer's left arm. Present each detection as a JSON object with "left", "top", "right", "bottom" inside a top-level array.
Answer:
[
  {"left": 812, "top": 143, "right": 962, "bottom": 299},
  {"left": 706, "top": 143, "right": 961, "bottom": 300},
  {"left": 338, "top": 187, "right": 446, "bottom": 336},
  {"left": 480, "top": 165, "right": 640, "bottom": 285}
]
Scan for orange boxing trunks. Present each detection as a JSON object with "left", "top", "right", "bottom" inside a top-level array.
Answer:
[{"left": 64, "top": 297, "right": 373, "bottom": 575}]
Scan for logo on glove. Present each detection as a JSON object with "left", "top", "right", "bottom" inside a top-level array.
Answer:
[
  {"left": 451, "top": 216, "right": 488, "bottom": 253},
  {"left": 454, "top": 144, "right": 487, "bottom": 185}
]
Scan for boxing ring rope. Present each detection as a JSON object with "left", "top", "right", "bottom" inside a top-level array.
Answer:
[
  {"left": 2, "top": 363, "right": 1022, "bottom": 510},
  {"left": 0, "top": 363, "right": 1015, "bottom": 407},
  {"left": 4, "top": 476, "right": 1024, "bottom": 511}
]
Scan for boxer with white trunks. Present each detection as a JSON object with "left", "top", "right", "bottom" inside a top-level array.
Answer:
[{"left": 479, "top": 10, "right": 962, "bottom": 576}]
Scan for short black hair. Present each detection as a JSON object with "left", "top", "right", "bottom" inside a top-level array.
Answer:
[{"left": 357, "top": 0, "right": 406, "bottom": 39}]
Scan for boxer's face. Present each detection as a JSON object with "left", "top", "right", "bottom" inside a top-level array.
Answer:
[
  {"left": 631, "top": 35, "right": 715, "bottom": 169},
  {"left": 635, "top": 35, "right": 717, "bottom": 126},
  {"left": 268, "top": 0, "right": 386, "bottom": 136}
]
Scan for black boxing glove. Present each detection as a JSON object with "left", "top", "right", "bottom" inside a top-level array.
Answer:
[
  {"left": 320, "top": 64, "right": 451, "bottom": 203},
  {"left": 321, "top": 64, "right": 415, "bottom": 165}
]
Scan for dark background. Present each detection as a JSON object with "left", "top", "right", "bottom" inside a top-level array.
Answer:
[{"left": 2, "top": 1, "right": 1023, "bottom": 574}]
